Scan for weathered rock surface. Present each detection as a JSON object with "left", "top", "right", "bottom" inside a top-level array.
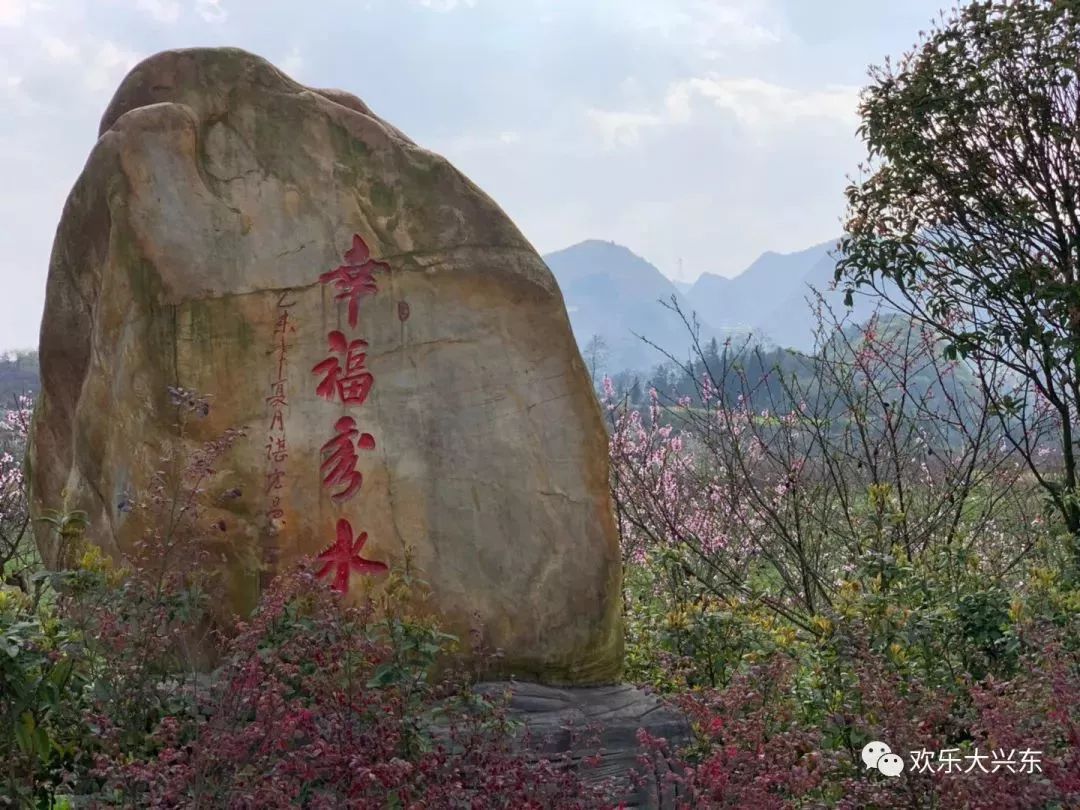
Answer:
[
  {"left": 476, "top": 682, "right": 691, "bottom": 808},
  {"left": 29, "top": 47, "right": 622, "bottom": 683}
]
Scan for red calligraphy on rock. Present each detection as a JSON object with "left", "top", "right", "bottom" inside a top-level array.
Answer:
[
  {"left": 316, "top": 518, "right": 387, "bottom": 593},
  {"left": 319, "top": 234, "right": 386, "bottom": 328},
  {"left": 320, "top": 416, "right": 375, "bottom": 502},
  {"left": 310, "top": 233, "right": 390, "bottom": 584},
  {"left": 312, "top": 330, "right": 374, "bottom": 406},
  {"left": 265, "top": 436, "right": 288, "bottom": 464},
  {"left": 265, "top": 468, "right": 285, "bottom": 494},
  {"left": 265, "top": 292, "right": 295, "bottom": 529}
]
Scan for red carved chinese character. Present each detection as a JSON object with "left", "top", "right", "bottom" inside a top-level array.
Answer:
[
  {"left": 274, "top": 308, "right": 296, "bottom": 336},
  {"left": 312, "top": 331, "right": 374, "bottom": 406},
  {"left": 319, "top": 234, "right": 386, "bottom": 328},
  {"left": 268, "top": 495, "right": 284, "bottom": 522},
  {"left": 266, "top": 379, "right": 287, "bottom": 410},
  {"left": 264, "top": 468, "right": 285, "bottom": 494},
  {"left": 316, "top": 518, "right": 387, "bottom": 593},
  {"left": 265, "top": 436, "right": 288, "bottom": 464},
  {"left": 269, "top": 409, "right": 285, "bottom": 432},
  {"left": 320, "top": 416, "right": 375, "bottom": 502}
]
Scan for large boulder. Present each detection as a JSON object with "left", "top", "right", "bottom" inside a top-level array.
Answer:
[{"left": 28, "top": 47, "right": 622, "bottom": 684}]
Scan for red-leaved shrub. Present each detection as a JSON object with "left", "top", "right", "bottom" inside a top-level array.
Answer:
[{"left": 90, "top": 565, "right": 615, "bottom": 808}]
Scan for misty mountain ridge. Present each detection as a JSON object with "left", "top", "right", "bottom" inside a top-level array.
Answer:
[
  {"left": 542, "top": 240, "right": 743, "bottom": 373},
  {"left": 543, "top": 237, "right": 883, "bottom": 373}
]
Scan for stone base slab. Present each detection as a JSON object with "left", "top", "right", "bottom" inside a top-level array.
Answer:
[{"left": 475, "top": 681, "right": 691, "bottom": 808}]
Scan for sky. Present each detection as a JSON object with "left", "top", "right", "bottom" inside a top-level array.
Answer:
[{"left": 0, "top": 0, "right": 948, "bottom": 349}]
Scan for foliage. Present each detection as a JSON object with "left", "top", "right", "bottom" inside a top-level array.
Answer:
[
  {"left": 635, "top": 618, "right": 1080, "bottom": 809},
  {"left": 88, "top": 564, "right": 612, "bottom": 808},
  {"left": 608, "top": 308, "right": 1039, "bottom": 644},
  {"left": 2, "top": 390, "right": 613, "bottom": 809},
  {"left": 608, "top": 300, "right": 1080, "bottom": 806},
  {"left": 1, "top": 396, "right": 36, "bottom": 595},
  {"left": 0, "top": 395, "right": 90, "bottom": 805},
  {"left": 0, "top": 587, "right": 87, "bottom": 806},
  {"left": 836, "top": 0, "right": 1080, "bottom": 571},
  {"left": 606, "top": 336, "right": 813, "bottom": 414}
]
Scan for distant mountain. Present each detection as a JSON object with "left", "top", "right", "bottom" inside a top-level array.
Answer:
[
  {"left": 543, "top": 240, "right": 737, "bottom": 373},
  {"left": 545, "top": 236, "right": 892, "bottom": 373},
  {"left": 758, "top": 250, "right": 889, "bottom": 350},
  {"left": 686, "top": 240, "right": 835, "bottom": 346},
  {"left": 688, "top": 238, "right": 897, "bottom": 351}
]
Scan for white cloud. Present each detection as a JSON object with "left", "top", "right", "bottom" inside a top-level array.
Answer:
[
  {"left": 414, "top": 0, "right": 476, "bottom": 11},
  {"left": 672, "top": 77, "right": 860, "bottom": 130},
  {"left": 587, "top": 74, "right": 860, "bottom": 149},
  {"left": 0, "top": 0, "right": 29, "bottom": 27},
  {"left": 585, "top": 109, "right": 664, "bottom": 149},
  {"left": 617, "top": 0, "right": 788, "bottom": 54},
  {"left": 128, "top": 0, "right": 225, "bottom": 23},
  {"left": 279, "top": 45, "right": 303, "bottom": 77},
  {"left": 432, "top": 129, "right": 524, "bottom": 154},
  {"left": 83, "top": 41, "right": 141, "bottom": 92},
  {"left": 135, "top": 0, "right": 180, "bottom": 23},
  {"left": 1, "top": 74, "right": 23, "bottom": 96},
  {"left": 0, "top": 73, "right": 44, "bottom": 115},
  {"left": 195, "top": 0, "right": 226, "bottom": 23},
  {"left": 690, "top": 0, "right": 787, "bottom": 52},
  {"left": 41, "top": 34, "right": 78, "bottom": 62}
]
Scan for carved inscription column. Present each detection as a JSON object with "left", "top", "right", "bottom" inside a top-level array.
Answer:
[
  {"left": 312, "top": 234, "right": 389, "bottom": 591},
  {"left": 262, "top": 291, "right": 296, "bottom": 583}
]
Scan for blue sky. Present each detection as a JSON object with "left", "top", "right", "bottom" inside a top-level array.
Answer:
[{"left": 0, "top": 0, "right": 947, "bottom": 349}]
